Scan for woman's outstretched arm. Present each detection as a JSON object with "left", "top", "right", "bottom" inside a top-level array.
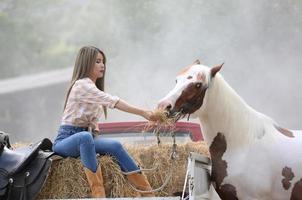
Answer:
[{"left": 114, "top": 99, "right": 153, "bottom": 120}]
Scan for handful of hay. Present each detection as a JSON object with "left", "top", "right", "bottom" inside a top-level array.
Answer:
[
  {"left": 149, "top": 108, "right": 175, "bottom": 125},
  {"left": 144, "top": 108, "right": 178, "bottom": 145}
]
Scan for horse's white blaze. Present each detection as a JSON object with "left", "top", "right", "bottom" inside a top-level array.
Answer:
[
  {"left": 158, "top": 64, "right": 302, "bottom": 199},
  {"left": 159, "top": 65, "right": 210, "bottom": 108}
]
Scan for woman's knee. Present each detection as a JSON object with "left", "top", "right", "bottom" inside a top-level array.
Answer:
[
  {"left": 101, "top": 139, "right": 124, "bottom": 153},
  {"left": 78, "top": 131, "right": 94, "bottom": 145},
  {"left": 110, "top": 140, "right": 123, "bottom": 150}
]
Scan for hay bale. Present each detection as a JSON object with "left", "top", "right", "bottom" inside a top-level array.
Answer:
[
  {"left": 37, "top": 141, "right": 209, "bottom": 199},
  {"left": 126, "top": 141, "right": 209, "bottom": 197}
]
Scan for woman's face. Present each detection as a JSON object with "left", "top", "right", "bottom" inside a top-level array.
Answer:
[{"left": 90, "top": 53, "right": 105, "bottom": 82}]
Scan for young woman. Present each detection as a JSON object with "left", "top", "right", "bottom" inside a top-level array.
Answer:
[{"left": 53, "top": 46, "right": 155, "bottom": 198}]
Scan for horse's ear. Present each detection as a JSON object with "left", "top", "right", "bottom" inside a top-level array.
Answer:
[
  {"left": 211, "top": 63, "right": 224, "bottom": 77},
  {"left": 193, "top": 59, "right": 201, "bottom": 65},
  {"left": 178, "top": 60, "right": 201, "bottom": 75}
]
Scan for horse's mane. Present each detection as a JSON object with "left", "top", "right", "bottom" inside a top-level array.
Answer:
[{"left": 201, "top": 73, "right": 277, "bottom": 147}]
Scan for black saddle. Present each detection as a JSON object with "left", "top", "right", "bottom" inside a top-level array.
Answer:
[{"left": 0, "top": 132, "right": 54, "bottom": 200}]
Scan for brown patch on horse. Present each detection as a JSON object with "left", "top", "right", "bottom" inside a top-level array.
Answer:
[
  {"left": 210, "top": 132, "right": 239, "bottom": 199},
  {"left": 177, "top": 65, "right": 192, "bottom": 76},
  {"left": 274, "top": 124, "right": 294, "bottom": 138},
  {"left": 173, "top": 82, "right": 207, "bottom": 114},
  {"left": 290, "top": 179, "right": 302, "bottom": 200},
  {"left": 210, "top": 132, "right": 228, "bottom": 186},
  {"left": 177, "top": 59, "right": 201, "bottom": 76},
  {"left": 220, "top": 184, "right": 239, "bottom": 200},
  {"left": 282, "top": 166, "right": 295, "bottom": 190}
]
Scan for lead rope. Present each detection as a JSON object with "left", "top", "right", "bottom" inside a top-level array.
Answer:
[{"left": 122, "top": 130, "right": 178, "bottom": 194}]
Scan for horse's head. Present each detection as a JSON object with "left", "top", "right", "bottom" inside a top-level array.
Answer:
[{"left": 158, "top": 60, "right": 223, "bottom": 120}]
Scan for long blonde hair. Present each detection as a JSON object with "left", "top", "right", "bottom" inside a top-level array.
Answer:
[{"left": 64, "top": 46, "right": 107, "bottom": 118}]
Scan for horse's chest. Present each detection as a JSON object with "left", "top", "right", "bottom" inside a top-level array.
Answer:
[{"left": 209, "top": 133, "right": 273, "bottom": 199}]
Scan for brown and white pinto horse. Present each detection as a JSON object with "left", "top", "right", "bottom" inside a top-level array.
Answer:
[{"left": 158, "top": 61, "right": 302, "bottom": 200}]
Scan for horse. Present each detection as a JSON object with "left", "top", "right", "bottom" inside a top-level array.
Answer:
[{"left": 157, "top": 60, "right": 302, "bottom": 200}]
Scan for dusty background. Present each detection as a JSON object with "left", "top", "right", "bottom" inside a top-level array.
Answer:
[{"left": 0, "top": 0, "right": 301, "bottom": 142}]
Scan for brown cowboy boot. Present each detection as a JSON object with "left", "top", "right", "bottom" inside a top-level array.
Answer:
[
  {"left": 84, "top": 165, "right": 106, "bottom": 198},
  {"left": 127, "top": 172, "right": 155, "bottom": 197}
]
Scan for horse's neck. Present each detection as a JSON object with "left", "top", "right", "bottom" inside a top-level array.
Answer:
[{"left": 199, "top": 75, "right": 275, "bottom": 149}]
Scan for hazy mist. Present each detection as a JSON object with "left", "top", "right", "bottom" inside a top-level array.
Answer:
[{"left": 0, "top": 0, "right": 301, "bottom": 143}]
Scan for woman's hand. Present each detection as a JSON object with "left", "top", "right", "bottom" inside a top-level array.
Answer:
[
  {"left": 142, "top": 110, "right": 158, "bottom": 121},
  {"left": 142, "top": 110, "right": 160, "bottom": 122},
  {"left": 115, "top": 99, "right": 159, "bottom": 121}
]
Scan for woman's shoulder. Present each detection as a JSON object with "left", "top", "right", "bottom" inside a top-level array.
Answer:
[
  {"left": 74, "top": 78, "right": 93, "bottom": 86},
  {"left": 75, "top": 77, "right": 91, "bottom": 83},
  {"left": 73, "top": 78, "right": 95, "bottom": 91}
]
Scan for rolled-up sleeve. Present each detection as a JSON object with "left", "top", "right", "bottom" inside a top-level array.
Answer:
[
  {"left": 74, "top": 79, "right": 120, "bottom": 109},
  {"left": 93, "top": 91, "right": 120, "bottom": 108}
]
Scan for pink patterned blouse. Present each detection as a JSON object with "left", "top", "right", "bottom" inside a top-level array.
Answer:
[{"left": 61, "top": 77, "right": 120, "bottom": 129}]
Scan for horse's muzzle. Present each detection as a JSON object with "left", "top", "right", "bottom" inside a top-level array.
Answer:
[{"left": 167, "top": 107, "right": 186, "bottom": 121}]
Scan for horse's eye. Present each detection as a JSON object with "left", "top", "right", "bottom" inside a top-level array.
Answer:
[
  {"left": 196, "top": 83, "right": 201, "bottom": 88},
  {"left": 187, "top": 76, "right": 193, "bottom": 79}
]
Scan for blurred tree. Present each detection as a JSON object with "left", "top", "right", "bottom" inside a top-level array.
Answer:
[
  {"left": 0, "top": 0, "right": 78, "bottom": 79},
  {"left": 0, "top": 0, "right": 301, "bottom": 79}
]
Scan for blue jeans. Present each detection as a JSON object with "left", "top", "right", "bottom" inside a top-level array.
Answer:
[{"left": 53, "top": 125, "right": 139, "bottom": 173}]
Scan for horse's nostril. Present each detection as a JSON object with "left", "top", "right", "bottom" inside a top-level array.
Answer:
[{"left": 166, "top": 104, "right": 172, "bottom": 110}]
